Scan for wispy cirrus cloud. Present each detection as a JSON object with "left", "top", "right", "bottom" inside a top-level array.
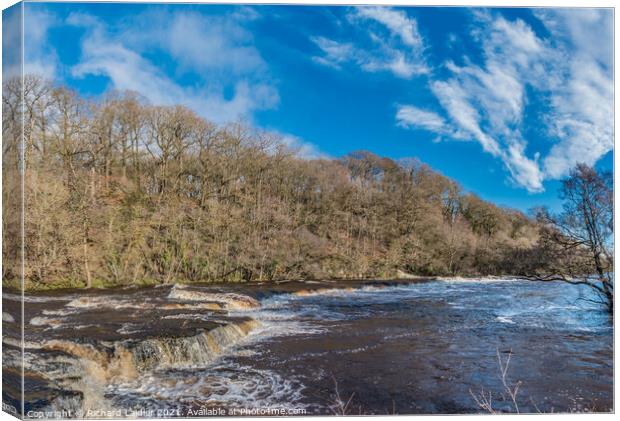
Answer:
[
  {"left": 536, "top": 9, "right": 613, "bottom": 180},
  {"left": 396, "top": 105, "right": 446, "bottom": 132},
  {"left": 397, "top": 9, "right": 612, "bottom": 193},
  {"left": 396, "top": 104, "right": 469, "bottom": 143},
  {"left": 354, "top": 6, "right": 423, "bottom": 49},
  {"left": 311, "top": 36, "right": 356, "bottom": 70},
  {"left": 426, "top": 14, "right": 546, "bottom": 192},
  {"left": 312, "top": 6, "right": 428, "bottom": 79}
]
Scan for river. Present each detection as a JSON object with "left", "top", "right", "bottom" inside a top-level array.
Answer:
[{"left": 1, "top": 278, "right": 613, "bottom": 416}]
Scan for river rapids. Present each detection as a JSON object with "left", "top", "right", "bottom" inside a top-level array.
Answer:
[{"left": 2, "top": 278, "right": 613, "bottom": 416}]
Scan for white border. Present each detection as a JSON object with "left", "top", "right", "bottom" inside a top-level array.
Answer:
[{"left": 0, "top": 1, "right": 616, "bottom": 421}]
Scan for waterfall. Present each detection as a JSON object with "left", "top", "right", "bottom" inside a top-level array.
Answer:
[
  {"left": 129, "top": 319, "right": 260, "bottom": 371},
  {"left": 37, "top": 318, "right": 260, "bottom": 417}
]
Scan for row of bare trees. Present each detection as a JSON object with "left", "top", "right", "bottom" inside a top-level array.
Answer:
[{"left": 2, "top": 76, "right": 609, "bottom": 304}]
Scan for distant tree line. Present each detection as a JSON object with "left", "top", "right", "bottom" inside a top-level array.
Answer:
[{"left": 0, "top": 76, "right": 609, "bottom": 295}]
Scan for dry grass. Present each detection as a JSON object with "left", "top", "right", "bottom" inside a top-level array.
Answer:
[
  {"left": 470, "top": 348, "right": 522, "bottom": 414},
  {"left": 329, "top": 375, "right": 357, "bottom": 415}
]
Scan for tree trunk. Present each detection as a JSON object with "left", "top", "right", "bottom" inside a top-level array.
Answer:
[{"left": 83, "top": 224, "right": 92, "bottom": 289}]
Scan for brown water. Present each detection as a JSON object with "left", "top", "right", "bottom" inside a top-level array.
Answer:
[{"left": 2, "top": 278, "right": 613, "bottom": 417}]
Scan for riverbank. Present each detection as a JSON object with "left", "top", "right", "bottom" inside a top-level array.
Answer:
[{"left": 3, "top": 273, "right": 527, "bottom": 294}]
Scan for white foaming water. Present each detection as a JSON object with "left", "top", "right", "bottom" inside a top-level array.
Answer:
[
  {"left": 66, "top": 296, "right": 153, "bottom": 310},
  {"left": 116, "top": 323, "right": 144, "bottom": 335},
  {"left": 30, "top": 316, "right": 64, "bottom": 328},
  {"left": 57, "top": 286, "right": 300, "bottom": 408},
  {"left": 254, "top": 279, "right": 612, "bottom": 335},
  {"left": 3, "top": 336, "right": 44, "bottom": 349},
  {"left": 3, "top": 292, "right": 76, "bottom": 303},
  {"left": 42, "top": 308, "right": 81, "bottom": 317},
  {"left": 436, "top": 276, "right": 521, "bottom": 283},
  {"left": 496, "top": 316, "right": 515, "bottom": 324},
  {"left": 247, "top": 308, "right": 327, "bottom": 338},
  {"left": 231, "top": 281, "right": 461, "bottom": 341},
  {"left": 3, "top": 312, "right": 15, "bottom": 322},
  {"left": 90, "top": 287, "right": 330, "bottom": 412},
  {"left": 167, "top": 285, "right": 260, "bottom": 310},
  {"left": 161, "top": 313, "right": 222, "bottom": 321},
  {"left": 216, "top": 286, "right": 385, "bottom": 342},
  {"left": 245, "top": 283, "right": 434, "bottom": 335},
  {"left": 108, "top": 361, "right": 306, "bottom": 411},
  {"left": 97, "top": 313, "right": 307, "bottom": 414}
]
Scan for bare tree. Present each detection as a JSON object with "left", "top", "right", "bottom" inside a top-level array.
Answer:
[{"left": 520, "top": 164, "right": 613, "bottom": 313}]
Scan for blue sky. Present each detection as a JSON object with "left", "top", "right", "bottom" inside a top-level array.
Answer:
[{"left": 4, "top": 2, "right": 614, "bottom": 213}]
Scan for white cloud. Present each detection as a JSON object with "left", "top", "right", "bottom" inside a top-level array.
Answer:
[
  {"left": 360, "top": 48, "right": 427, "bottom": 79},
  {"left": 278, "top": 133, "right": 328, "bottom": 160},
  {"left": 396, "top": 103, "right": 472, "bottom": 145},
  {"left": 538, "top": 10, "right": 613, "bottom": 179},
  {"left": 505, "top": 140, "right": 543, "bottom": 194},
  {"left": 1, "top": 6, "right": 59, "bottom": 80},
  {"left": 431, "top": 79, "right": 503, "bottom": 157},
  {"left": 397, "top": 10, "right": 611, "bottom": 193},
  {"left": 311, "top": 36, "right": 356, "bottom": 70},
  {"left": 428, "top": 16, "right": 549, "bottom": 192},
  {"left": 67, "top": 10, "right": 278, "bottom": 124},
  {"left": 354, "top": 6, "right": 423, "bottom": 48},
  {"left": 2, "top": 5, "right": 22, "bottom": 79},
  {"left": 312, "top": 6, "right": 428, "bottom": 79},
  {"left": 20, "top": 8, "right": 59, "bottom": 79},
  {"left": 396, "top": 105, "right": 445, "bottom": 132},
  {"left": 123, "top": 10, "right": 266, "bottom": 78}
]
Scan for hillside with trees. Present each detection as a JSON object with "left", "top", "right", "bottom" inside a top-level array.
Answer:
[{"left": 2, "top": 75, "right": 548, "bottom": 289}]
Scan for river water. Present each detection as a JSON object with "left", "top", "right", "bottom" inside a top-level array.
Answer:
[{"left": 2, "top": 278, "right": 613, "bottom": 416}]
